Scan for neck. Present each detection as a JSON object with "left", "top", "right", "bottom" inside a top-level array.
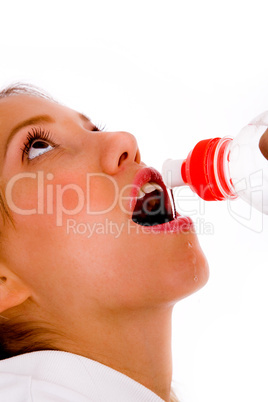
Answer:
[{"left": 56, "top": 306, "right": 174, "bottom": 401}]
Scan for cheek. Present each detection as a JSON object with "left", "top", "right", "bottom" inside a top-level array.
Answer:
[
  {"left": 5, "top": 172, "right": 119, "bottom": 224},
  {"left": 2, "top": 172, "right": 124, "bottom": 300},
  {"left": 5, "top": 173, "right": 41, "bottom": 213}
]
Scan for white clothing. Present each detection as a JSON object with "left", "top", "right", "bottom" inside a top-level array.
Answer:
[{"left": 0, "top": 350, "right": 164, "bottom": 401}]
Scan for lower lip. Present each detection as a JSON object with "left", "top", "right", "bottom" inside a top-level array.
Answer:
[{"left": 136, "top": 213, "right": 194, "bottom": 234}]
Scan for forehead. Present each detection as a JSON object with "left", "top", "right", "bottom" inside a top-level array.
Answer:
[{"left": 0, "top": 95, "right": 72, "bottom": 133}]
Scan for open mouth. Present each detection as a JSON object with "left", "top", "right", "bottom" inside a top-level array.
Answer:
[{"left": 131, "top": 168, "right": 176, "bottom": 227}]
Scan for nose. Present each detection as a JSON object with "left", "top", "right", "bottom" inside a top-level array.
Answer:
[{"left": 99, "top": 131, "right": 141, "bottom": 175}]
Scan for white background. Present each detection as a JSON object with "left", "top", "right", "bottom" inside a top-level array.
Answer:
[{"left": 1, "top": 1, "right": 268, "bottom": 401}]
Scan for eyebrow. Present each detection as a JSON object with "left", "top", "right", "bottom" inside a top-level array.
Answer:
[
  {"left": 4, "top": 114, "right": 55, "bottom": 157},
  {"left": 78, "top": 112, "right": 92, "bottom": 123}
]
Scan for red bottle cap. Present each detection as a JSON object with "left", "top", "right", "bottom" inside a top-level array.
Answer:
[{"left": 182, "top": 138, "right": 233, "bottom": 201}]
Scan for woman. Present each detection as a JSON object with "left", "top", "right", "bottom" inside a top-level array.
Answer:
[{"left": 0, "top": 84, "right": 209, "bottom": 402}]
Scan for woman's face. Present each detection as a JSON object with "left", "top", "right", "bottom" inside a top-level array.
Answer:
[{"left": 0, "top": 94, "right": 208, "bottom": 322}]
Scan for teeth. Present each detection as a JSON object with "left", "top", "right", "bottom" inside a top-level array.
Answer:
[
  {"left": 152, "top": 183, "right": 163, "bottom": 191},
  {"left": 136, "top": 182, "right": 163, "bottom": 199},
  {"left": 137, "top": 189, "right": 146, "bottom": 199},
  {"left": 142, "top": 183, "right": 156, "bottom": 194},
  {"left": 140, "top": 182, "right": 163, "bottom": 194}
]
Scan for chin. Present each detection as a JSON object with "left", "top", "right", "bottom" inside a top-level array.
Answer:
[{"left": 163, "top": 232, "right": 209, "bottom": 304}]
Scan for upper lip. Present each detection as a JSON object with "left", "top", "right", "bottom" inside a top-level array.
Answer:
[{"left": 129, "top": 166, "right": 172, "bottom": 215}]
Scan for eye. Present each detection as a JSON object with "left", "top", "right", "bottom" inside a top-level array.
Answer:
[
  {"left": 21, "top": 127, "right": 57, "bottom": 161},
  {"left": 92, "top": 123, "right": 106, "bottom": 131},
  {"left": 28, "top": 140, "right": 54, "bottom": 160}
]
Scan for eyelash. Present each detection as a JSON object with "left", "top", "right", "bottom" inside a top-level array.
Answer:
[
  {"left": 21, "top": 123, "right": 104, "bottom": 161},
  {"left": 21, "top": 127, "right": 56, "bottom": 162}
]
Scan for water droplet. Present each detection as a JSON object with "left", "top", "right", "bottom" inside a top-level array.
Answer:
[
  {"left": 194, "top": 276, "right": 198, "bottom": 282},
  {"left": 188, "top": 241, "right": 193, "bottom": 248}
]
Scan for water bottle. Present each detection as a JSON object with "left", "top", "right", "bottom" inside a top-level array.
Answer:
[{"left": 162, "top": 111, "right": 268, "bottom": 214}]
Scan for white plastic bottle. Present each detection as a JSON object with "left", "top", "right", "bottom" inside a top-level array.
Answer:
[{"left": 162, "top": 111, "right": 268, "bottom": 214}]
